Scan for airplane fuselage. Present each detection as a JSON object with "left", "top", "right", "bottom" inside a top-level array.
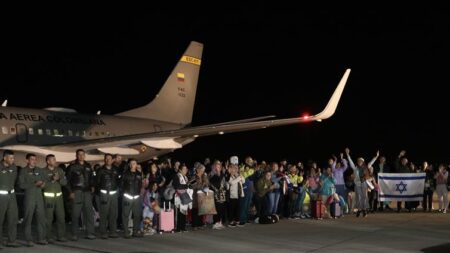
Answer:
[{"left": 0, "top": 106, "right": 185, "bottom": 165}]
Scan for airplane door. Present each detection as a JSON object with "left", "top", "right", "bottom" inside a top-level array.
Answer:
[{"left": 16, "top": 123, "right": 28, "bottom": 143}]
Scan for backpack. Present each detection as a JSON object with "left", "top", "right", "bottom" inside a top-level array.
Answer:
[{"left": 258, "top": 214, "right": 279, "bottom": 224}]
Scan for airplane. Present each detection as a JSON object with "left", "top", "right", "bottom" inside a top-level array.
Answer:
[{"left": 0, "top": 41, "right": 351, "bottom": 166}]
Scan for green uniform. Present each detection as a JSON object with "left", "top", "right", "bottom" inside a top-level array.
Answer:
[
  {"left": 19, "top": 165, "right": 47, "bottom": 242},
  {"left": 121, "top": 170, "right": 143, "bottom": 237},
  {"left": 0, "top": 162, "right": 18, "bottom": 245},
  {"left": 66, "top": 161, "right": 95, "bottom": 238},
  {"left": 43, "top": 166, "right": 67, "bottom": 241},
  {"left": 96, "top": 165, "right": 119, "bottom": 237}
]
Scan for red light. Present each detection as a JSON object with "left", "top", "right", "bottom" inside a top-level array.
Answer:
[{"left": 302, "top": 113, "right": 310, "bottom": 120}]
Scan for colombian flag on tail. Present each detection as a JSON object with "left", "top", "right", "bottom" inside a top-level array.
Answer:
[{"left": 177, "top": 72, "right": 185, "bottom": 82}]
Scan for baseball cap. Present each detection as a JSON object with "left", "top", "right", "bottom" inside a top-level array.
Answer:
[{"left": 230, "top": 156, "right": 239, "bottom": 165}]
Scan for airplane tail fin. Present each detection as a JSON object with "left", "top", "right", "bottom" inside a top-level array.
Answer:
[{"left": 117, "top": 41, "right": 203, "bottom": 125}]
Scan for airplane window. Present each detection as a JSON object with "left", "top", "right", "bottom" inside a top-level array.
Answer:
[
  {"left": 95, "top": 132, "right": 99, "bottom": 136},
  {"left": 82, "top": 131, "right": 86, "bottom": 136},
  {"left": 10, "top": 127, "right": 16, "bottom": 134},
  {"left": 46, "top": 129, "right": 51, "bottom": 136},
  {"left": 75, "top": 131, "right": 80, "bottom": 137},
  {"left": 68, "top": 130, "right": 73, "bottom": 136},
  {"left": 54, "top": 129, "right": 59, "bottom": 136},
  {"left": 101, "top": 132, "right": 105, "bottom": 136},
  {"left": 106, "top": 131, "right": 110, "bottom": 136},
  {"left": 1, "top": 127, "right": 7, "bottom": 134},
  {"left": 38, "top": 129, "right": 43, "bottom": 135},
  {"left": 89, "top": 132, "right": 92, "bottom": 136},
  {"left": 28, "top": 128, "right": 34, "bottom": 135}
]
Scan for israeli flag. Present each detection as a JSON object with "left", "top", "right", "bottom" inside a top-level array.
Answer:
[{"left": 378, "top": 173, "right": 426, "bottom": 201}]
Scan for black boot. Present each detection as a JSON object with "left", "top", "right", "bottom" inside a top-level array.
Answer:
[
  {"left": 356, "top": 210, "right": 361, "bottom": 217},
  {"left": 363, "top": 210, "right": 367, "bottom": 217}
]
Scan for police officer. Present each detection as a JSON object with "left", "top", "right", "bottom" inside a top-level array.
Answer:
[
  {"left": 112, "top": 154, "right": 126, "bottom": 230},
  {"left": 66, "top": 149, "right": 96, "bottom": 240},
  {"left": 121, "top": 159, "right": 143, "bottom": 238},
  {"left": 43, "top": 154, "right": 68, "bottom": 243},
  {"left": 0, "top": 150, "right": 20, "bottom": 248},
  {"left": 96, "top": 154, "right": 120, "bottom": 239},
  {"left": 19, "top": 153, "right": 47, "bottom": 247}
]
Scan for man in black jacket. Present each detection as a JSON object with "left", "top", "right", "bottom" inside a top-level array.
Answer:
[
  {"left": 96, "top": 154, "right": 120, "bottom": 239},
  {"left": 372, "top": 155, "right": 392, "bottom": 212},
  {"left": 395, "top": 150, "right": 411, "bottom": 212},
  {"left": 121, "top": 159, "right": 143, "bottom": 238},
  {"left": 66, "top": 149, "right": 96, "bottom": 241}
]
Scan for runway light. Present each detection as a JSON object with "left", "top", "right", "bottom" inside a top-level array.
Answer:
[
  {"left": 193, "top": 134, "right": 199, "bottom": 138},
  {"left": 218, "top": 131, "right": 224, "bottom": 135}
]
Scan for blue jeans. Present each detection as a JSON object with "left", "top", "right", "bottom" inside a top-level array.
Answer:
[
  {"left": 267, "top": 191, "right": 280, "bottom": 215},
  {"left": 335, "top": 185, "right": 346, "bottom": 199},
  {"left": 239, "top": 190, "right": 253, "bottom": 223},
  {"left": 295, "top": 187, "right": 311, "bottom": 212},
  {"left": 338, "top": 195, "right": 347, "bottom": 207}
]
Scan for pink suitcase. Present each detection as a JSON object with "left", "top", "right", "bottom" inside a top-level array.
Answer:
[{"left": 159, "top": 202, "right": 175, "bottom": 233}]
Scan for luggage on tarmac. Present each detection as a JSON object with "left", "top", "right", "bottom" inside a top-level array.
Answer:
[
  {"left": 311, "top": 200, "right": 324, "bottom": 219},
  {"left": 330, "top": 201, "right": 341, "bottom": 218},
  {"left": 159, "top": 202, "right": 175, "bottom": 233},
  {"left": 197, "top": 191, "right": 217, "bottom": 216}
]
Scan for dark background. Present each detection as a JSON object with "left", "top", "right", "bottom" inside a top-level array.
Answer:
[{"left": 1, "top": 7, "right": 449, "bottom": 166}]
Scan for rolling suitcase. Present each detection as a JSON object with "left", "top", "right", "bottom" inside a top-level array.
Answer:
[
  {"left": 330, "top": 202, "right": 341, "bottom": 218},
  {"left": 311, "top": 200, "right": 323, "bottom": 219},
  {"left": 159, "top": 202, "right": 175, "bottom": 233}
]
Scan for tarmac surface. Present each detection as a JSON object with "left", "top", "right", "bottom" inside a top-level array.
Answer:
[{"left": 2, "top": 210, "right": 450, "bottom": 253}]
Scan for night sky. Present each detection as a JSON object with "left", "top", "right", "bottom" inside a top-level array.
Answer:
[{"left": 1, "top": 7, "right": 450, "bottom": 166}]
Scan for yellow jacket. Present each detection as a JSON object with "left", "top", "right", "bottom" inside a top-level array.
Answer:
[{"left": 239, "top": 165, "right": 255, "bottom": 179}]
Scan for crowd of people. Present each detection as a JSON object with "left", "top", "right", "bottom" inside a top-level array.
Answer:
[{"left": 0, "top": 148, "right": 448, "bottom": 249}]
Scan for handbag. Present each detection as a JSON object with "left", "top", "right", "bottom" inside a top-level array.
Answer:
[
  {"left": 163, "top": 186, "right": 176, "bottom": 200},
  {"left": 197, "top": 191, "right": 217, "bottom": 215},
  {"left": 151, "top": 200, "right": 161, "bottom": 214},
  {"left": 179, "top": 191, "right": 193, "bottom": 205},
  {"left": 326, "top": 195, "right": 335, "bottom": 205}
]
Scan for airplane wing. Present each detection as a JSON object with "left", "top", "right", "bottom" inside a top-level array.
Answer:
[{"left": 51, "top": 69, "right": 350, "bottom": 151}]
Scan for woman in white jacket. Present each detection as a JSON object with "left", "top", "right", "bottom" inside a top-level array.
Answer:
[
  {"left": 227, "top": 163, "right": 245, "bottom": 227},
  {"left": 173, "top": 165, "right": 192, "bottom": 232}
]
